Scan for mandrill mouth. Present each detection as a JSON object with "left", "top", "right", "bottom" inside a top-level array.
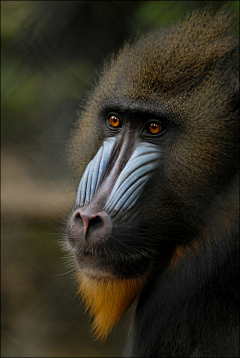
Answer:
[
  {"left": 67, "top": 206, "right": 152, "bottom": 280},
  {"left": 78, "top": 250, "right": 151, "bottom": 280},
  {"left": 68, "top": 224, "right": 152, "bottom": 280}
]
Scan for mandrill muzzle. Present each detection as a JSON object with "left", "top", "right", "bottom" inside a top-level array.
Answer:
[{"left": 69, "top": 136, "right": 160, "bottom": 250}]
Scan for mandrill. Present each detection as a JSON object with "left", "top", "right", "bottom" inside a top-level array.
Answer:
[{"left": 65, "top": 9, "right": 239, "bottom": 357}]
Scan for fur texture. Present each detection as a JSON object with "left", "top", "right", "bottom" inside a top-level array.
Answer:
[
  {"left": 76, "top": 270, "right": 146, "bottom": 340},
  {"left": 66, "top": 8, "right": 239, "bottom": 357}
]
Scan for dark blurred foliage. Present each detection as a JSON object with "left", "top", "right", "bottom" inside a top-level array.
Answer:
[{"left": 1, "top": 1, "right": 239, "bottom": 357}]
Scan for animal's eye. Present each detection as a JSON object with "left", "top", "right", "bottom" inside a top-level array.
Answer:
[
  {"left": 109, "top": 116, "right": 120, "bottom": 127},
  {"left": 145, "top": 121, "right": 165, "bottom": 135},
  {"left": 148, "top": 122, "right": 161, "bottom": 134},
  {"left": 107, "top": 114, "right": 122, "bottom": 129}
]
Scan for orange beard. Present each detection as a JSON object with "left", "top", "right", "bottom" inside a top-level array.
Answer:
[{"left": 76, "top": 269, "right": 147, "bottom": 340}]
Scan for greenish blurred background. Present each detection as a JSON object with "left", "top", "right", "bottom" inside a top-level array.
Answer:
[{"left": 1, "top": 1, "right": 239, "bottom": 357}]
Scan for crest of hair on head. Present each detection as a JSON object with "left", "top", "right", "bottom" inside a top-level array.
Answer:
[{"left": 76, "top": 270, "right": 147, "bottom": 340}]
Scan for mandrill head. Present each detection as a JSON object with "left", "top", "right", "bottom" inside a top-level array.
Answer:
[{"left": 65, "top": 9, "right": 239, "bottom": 340}]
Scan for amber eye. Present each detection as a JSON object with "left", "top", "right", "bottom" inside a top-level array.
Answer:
[
  {"left": 108, "top": 115, "right": 121, "bottom": 128},
  {"left": 148, "top": 122, "right": 162, "bottom": 134}
]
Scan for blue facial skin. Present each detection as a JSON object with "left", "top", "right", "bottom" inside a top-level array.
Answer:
[
  {"left": 76, "top": 137, "right": 160, "bottom": 221},
  {"left": 76, "top": 138, "right": 115, "bottom": 207}
]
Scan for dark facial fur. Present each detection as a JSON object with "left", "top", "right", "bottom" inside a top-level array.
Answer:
[{"left": 66, "top": 8, "right": 239, "bottom": 356}]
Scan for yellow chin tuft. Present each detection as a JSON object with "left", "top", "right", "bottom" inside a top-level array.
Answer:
[{"left": 76, "top": 269, "right": 146, "bottom": 340}]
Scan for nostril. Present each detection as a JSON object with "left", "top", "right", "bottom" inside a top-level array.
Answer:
[
  {"left": 90, "top": 216, "right": 103, "bottom": 226},
  {"left": 72, "top": 210, "right": 83, "bottom": 228},
  {"left": 87, "top": 216, "right": 104, "bottom": 236},
  {"left": 75, "top": 212, "right": 81, "bottom": 219}
]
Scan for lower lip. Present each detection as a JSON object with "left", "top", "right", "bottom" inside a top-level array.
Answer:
[
  {"left": 77, "top": 251, "right": 151, "bottom": 279},
  {"left": 81, "top": 266, "right": 117, "bottom": 281}
]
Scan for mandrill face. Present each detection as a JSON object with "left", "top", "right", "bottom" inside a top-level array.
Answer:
[{"left": 66, "top": 106, "right": 173, "bottom": 339}]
